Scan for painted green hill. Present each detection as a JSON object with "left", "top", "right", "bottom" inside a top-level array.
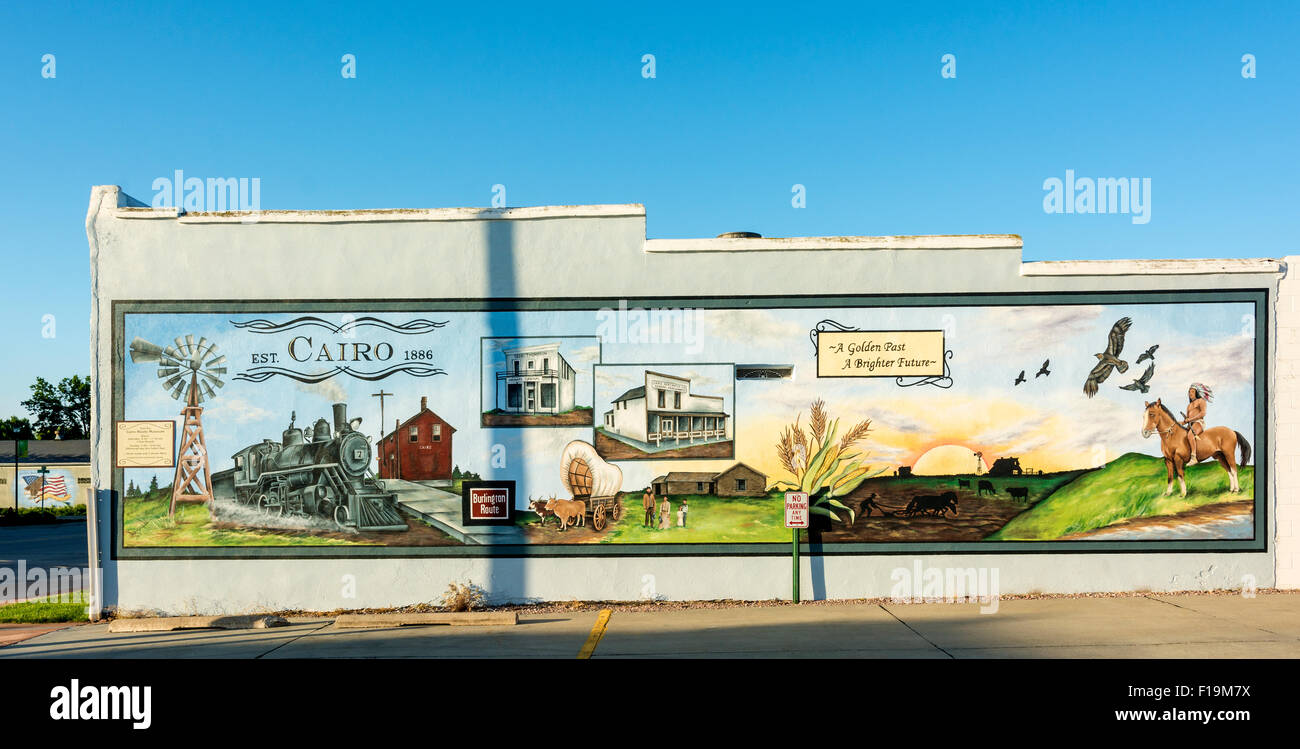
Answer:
[{"left": 989, "top": 452, "right": 1253, "bottom": 541}]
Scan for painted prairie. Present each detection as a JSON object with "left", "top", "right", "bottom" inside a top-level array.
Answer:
[
  {"left": 517, "top": 490, "right": 787, "bottom": 544},
  {"left": 991, "top": 453, "right": 1254, "bottom": 540},
  {"left": 817, "top": 472, "right": 1082, "bottom": 543},
  {"left": 123, "top": 491, "right": 463, "bottom": 547}
]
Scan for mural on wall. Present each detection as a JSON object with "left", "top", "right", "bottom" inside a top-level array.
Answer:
[
  {"left": 112, "top": 293, "right": 1265, "bottom": 555},
  {"left": 14, "top": 466, "right": 90, "bottom": 509}
]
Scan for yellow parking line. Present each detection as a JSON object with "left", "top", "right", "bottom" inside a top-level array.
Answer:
[{"left": 577, "top": 609, "right": 612, "bottom": 659}]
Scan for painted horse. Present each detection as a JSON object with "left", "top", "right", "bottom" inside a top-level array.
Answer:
[{"left": 1141, "top": 399, "right": 1251, "bottom": 496}]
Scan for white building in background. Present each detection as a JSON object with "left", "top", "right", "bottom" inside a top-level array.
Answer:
[
  {"left": 603, "top": 370, "right": 729, "bottom": 446},
  {"left": 495, "top": 342, "right": 576, "bottom": 415}
]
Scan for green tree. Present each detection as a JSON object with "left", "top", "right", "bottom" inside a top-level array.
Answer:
[
  {"left": 0, "top": 416, "right": 34, "bottom": 439},
  {"left": 148, "top": 475, "right": 159, "bottom": 494},
  {"left": 21, "top": 375, "right": 90, "bottom": 439},
  {"left": 126, "top": 479, "right": 138, "bottom": 498}
]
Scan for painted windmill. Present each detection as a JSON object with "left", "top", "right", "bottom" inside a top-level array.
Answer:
[
  {"left": 973, "top": 451, "right": 984, "bottom": 476},
  {"left": 129, "top": 335, "right": 227, "bottom": 516}
]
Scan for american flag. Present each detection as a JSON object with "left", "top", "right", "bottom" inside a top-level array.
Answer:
[
  {"left": 42, "top": 475, "right": 69, "bottom": 500},
  {"left": 24, "top": 474, "right": 71, "bottom": 501}
]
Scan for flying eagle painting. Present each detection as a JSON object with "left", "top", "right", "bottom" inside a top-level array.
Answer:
[
  {"left": 1119, "top": 362, "right": 1156, "bottom": 393},
  {"left": 1083, "top": 317, "right": 1132, "bottom": 398}
]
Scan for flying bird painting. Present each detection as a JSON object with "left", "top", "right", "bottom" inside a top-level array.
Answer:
[
  {"left": 1036, "top": 359, "right": 1051, "bottom": 378},
  {"left": 1014, "top": 370, "right": 1026, "bottom": 386},
  {"left": 1119, "top": 362, "right": 1155, "bottom": 393},
  {"left": 1083, "top": 317, "right": 1133, "bottom": 398},
  {"left": 1136, "top": 345, "right": 1159, "bottom": 364}
]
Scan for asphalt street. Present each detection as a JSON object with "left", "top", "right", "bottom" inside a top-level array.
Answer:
[
  {"left": 0, "top": 520, "right": 88, "bottom": 571},
  {"left": 3, "top": 591, "right": 1298, "bottom": 659}
]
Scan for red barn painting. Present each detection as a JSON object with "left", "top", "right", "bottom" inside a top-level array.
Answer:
[{"left": 377, "top": 397, "right": 457, "bottom": 481}]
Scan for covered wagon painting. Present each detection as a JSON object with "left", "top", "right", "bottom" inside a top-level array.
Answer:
[{"left": 559, "top": 439, "right": 624, "bottom": 531}]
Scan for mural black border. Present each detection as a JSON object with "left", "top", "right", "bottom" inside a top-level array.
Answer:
[{"left": 108, "top": 288, "right": 1271, "bottom": 560}]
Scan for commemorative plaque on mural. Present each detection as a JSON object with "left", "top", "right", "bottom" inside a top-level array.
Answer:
[
  {"left": 115, "top": 420, "right": 176, "bottom": 468},
  {"left": 108, "top": 291, "right": 1266, "bottom": 558}
]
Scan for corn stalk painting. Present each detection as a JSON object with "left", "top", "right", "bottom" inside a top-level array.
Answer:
[{"left": 774, "top": 399, "right": 883, "bottom": 524}]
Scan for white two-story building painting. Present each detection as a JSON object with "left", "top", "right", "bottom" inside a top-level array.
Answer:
[
  {"left": 484, "top": 341, "right": 594, "bottom": 427},
  {"left": 602, "top": 370, "right": 731, "bottom": 453}
]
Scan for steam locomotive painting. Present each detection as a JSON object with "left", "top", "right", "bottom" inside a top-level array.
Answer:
[{"left": 215, "top": 403, "right": 408, "bottom": 532}]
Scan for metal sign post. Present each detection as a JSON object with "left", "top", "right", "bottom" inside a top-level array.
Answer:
[
  {"left": 36, "top": 466, "right": 50, "bottom": 510},
  {"left": 784, "top": 491, "right": 809, "bottom": 603}
]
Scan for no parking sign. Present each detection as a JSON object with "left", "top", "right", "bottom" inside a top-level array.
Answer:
[
  {"left": 784, "top": 491, "right": 808, "bottom": 603},
  {"left": 785, "top": 491, "right": 809, "bottom": 528}
]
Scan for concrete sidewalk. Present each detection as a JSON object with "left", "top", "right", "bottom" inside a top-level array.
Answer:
[{"left": 2, "top": 592, "right": 1297, "bottom": 659}]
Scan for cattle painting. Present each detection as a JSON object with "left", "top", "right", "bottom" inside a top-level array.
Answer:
[
  {"left": 528, "top": 496, "right": 557, "bottom": 526},
  {"left": 903, "top": 491, "right": 959, "bottom": 517},
  {"left": 544, "top": 496, "right": 586, "bottom": 531}
]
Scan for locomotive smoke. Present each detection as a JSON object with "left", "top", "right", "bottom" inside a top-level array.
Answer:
[
  {"left": 211, "top": 498, "right": 355, "bottom": 534},
  {"left": 294, "top": 379, "right": 349, "bottom": 406}
]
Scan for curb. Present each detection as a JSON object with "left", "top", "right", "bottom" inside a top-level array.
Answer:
[
  {"left": 334, "top": 611, "right": 517, "bottom": 628},
  {"left": 108, "top": 615, "right": 290, "bottom": 633}
]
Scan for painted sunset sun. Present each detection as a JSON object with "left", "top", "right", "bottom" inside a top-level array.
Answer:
[{"left": 911, "top": 444, "right": 988, "bottom": 476}]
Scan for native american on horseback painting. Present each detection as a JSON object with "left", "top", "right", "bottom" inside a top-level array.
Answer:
[{"left": 1141, "top": 392, "right": 1251, "bottom": 497}]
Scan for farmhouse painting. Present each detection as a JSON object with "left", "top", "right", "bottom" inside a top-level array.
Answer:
[{"left": 112, "top": 294, "right": 1262, "bottom": 555}]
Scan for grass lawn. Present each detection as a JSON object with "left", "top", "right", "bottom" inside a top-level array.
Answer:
[
  {"left": 0, "top": 592, "right": 88, "bottom": 623},
  {"left": 123, "top": 492, "right": 372, "bottom": 547},
  {"left": 602, "top": 489, "right": 788, "bottom": 543},
  {"left": 989, "top": 453, "right": 1254, "bottom": 540}
]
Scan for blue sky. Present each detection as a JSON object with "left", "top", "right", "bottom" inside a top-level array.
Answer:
[{"left": 1, "top": 1, "right": 1295, "bottom": 417}]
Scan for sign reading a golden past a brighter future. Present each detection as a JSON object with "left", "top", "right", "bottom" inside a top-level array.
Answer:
[
  {"left": 110, "top": 291, "right": 1267, "bottom": 558},
  {"left": 816, "top": 330, "right": 946, "bottom": 378}
]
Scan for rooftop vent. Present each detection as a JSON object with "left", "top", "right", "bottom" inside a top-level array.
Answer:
[{"left": 716, "top": 231, "right": 762, "bottom": 239}]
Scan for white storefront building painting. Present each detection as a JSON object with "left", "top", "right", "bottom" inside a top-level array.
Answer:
[
  {"left": 604, "top": 370, "right": 729, "bottom": 447},
  {"left": 496, "top": 343, "right": 576, "bottom": 415}
]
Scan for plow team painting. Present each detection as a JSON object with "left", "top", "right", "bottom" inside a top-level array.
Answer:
[{"left": 112, "top": 293, "right": 1263, "bottom": 556}]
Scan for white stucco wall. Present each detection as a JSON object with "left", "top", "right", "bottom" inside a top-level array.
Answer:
[
  {"left": 85, "top": 185, "right": 1293, "bottom": 615},
  {"left": 1275, "top": 262, "right": 1299, "bottom": 588}
]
